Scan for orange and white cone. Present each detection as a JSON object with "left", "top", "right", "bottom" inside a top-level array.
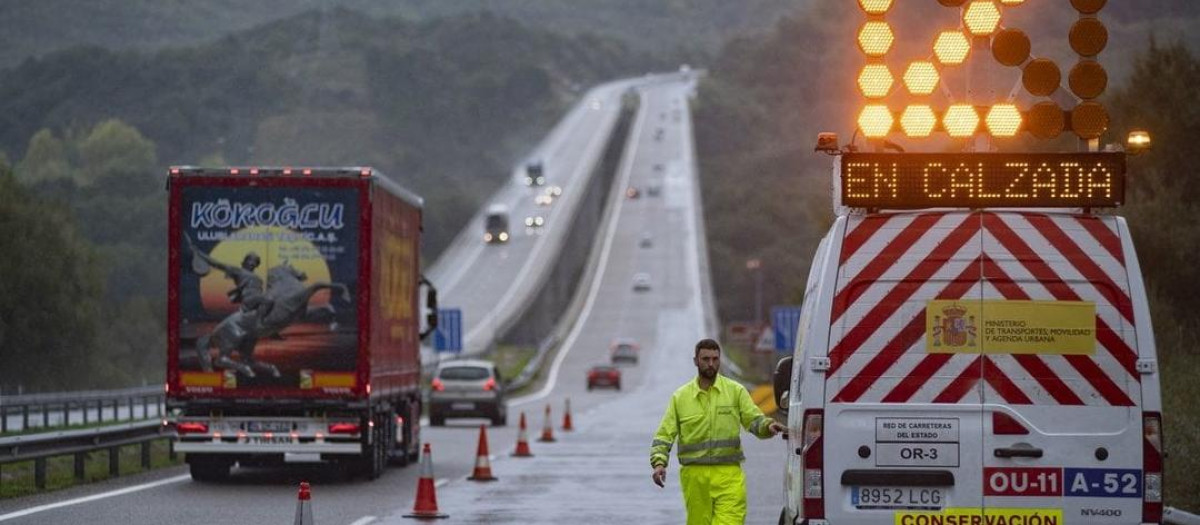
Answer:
[
  {"left": 538, "top": 403, "right": 557, "bottom": 443},
  {"left": 466, "top": 424, "right": 498, "bottom": 481},
  {"left": 293, "top": 481, "right": 315, "bottom": 525},
  {"left": 403, "top": 443, "right": 449, "bottom": 520},
  {"left": 562, "top": 398, "right": 574, "bottom": 432},
  {"left": 512, "top": 412, "right": 534, "bottom": 457}
]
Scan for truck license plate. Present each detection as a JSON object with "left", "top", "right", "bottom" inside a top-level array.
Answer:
[
  {"left": 852, "top": 487, "right": 944, "bottom": 510},
  {"left": 246, "top": 421, "right": 293, "bottom": 432},
  {"left": 248, "top": 436, "right": 292, "bottom": 445}
]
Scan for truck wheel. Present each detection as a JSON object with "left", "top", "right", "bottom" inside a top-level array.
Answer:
[
  {"left": 188, "top": 458, "right": 231, "bottom": 483},
  {"left": 356, "top": 419, "right": 384, "bottom": 480}
]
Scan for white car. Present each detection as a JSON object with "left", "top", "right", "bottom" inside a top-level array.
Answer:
[{"left": 632, "top": 273, "right": 651, "bottom": 292}]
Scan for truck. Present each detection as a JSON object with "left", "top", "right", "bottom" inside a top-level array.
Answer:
[
  {"left": 165, "top": 166, "right": 437, "bottom": 482},
  {"left": 484, "top": 204, "right": 510, "bottom": 244},
  {"left": 524, "top": 160, "right": 546, "bottom": 186}
]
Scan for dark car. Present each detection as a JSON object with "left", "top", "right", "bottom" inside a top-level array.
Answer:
[
  {"left": 587, "top": 365, "right": 622, "bottom": 391},
  {"left": 610, "top": 339, "right": 640, "bottom": 365},
  {"left": 428, "top": 360, "right": 508, "bottom": 426}
]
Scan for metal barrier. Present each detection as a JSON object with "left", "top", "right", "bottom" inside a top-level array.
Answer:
[
  {"left": 1167, "top": 506, "right": 1200, "bottom": 525},
  {"left": 0, "top": 385, "right": 164, "bottom": 433},
  {"left": 0, "top": 420, "right": 174, "bottom": 489}
]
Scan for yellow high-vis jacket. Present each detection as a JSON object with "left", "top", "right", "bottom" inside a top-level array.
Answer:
[{"left": 650, "top": 374, "right": 774, "bottom": 468}]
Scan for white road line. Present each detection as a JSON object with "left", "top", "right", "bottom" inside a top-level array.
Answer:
[
  {"left": 347, "top": 517, "right": 377, "bottom": 525},
  {"left": 0, "top": 474, "right": 191, "bottom": 522},
  {"left": 510, "top": 85, "right": 651, "bottom": 407},
  {"left": 435, "top": 478, "right": 449, "bottom": 488}
]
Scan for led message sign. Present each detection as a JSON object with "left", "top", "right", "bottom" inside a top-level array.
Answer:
[{"left": 840, "top": 153, "right": 1125, "bottom": 209}]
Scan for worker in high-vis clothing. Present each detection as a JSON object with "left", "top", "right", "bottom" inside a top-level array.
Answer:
[{"left": 651, "top": 338, "right": 784, "bottom": 524}]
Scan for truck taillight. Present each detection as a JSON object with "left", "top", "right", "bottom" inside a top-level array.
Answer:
[
  {"left": 176, "top": 422, "right": 208, "bottom": 435},
  {"left": 328, "top": 422, "right": 361, "bottom": 435},
  {"left": 483, "top": 378, "right": 496, "bottom": 391},
  {"left": 1143, "top": 412, "right": 1163, "bottom": 523},
  {"left": 432, "top": 378, "right": 445, "bottom": 391},
  {"left": 801, "top": 409, "right": 825, "bottom": 520}
]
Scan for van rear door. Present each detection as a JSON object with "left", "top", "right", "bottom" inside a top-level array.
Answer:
[
  {"left": 824, "top": 212, "right": 985, "bottom": 523},
  {"left": 979, "top": 213, "right": 1142, "bottom": 523}
]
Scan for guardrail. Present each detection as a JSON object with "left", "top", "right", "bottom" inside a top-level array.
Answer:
[
  {"left": 1, "top": 385, "right": 165, "bottom": 433},
  {"left": 0, "top": 420, "right": 174, "bottom": 489},
  {"left": 1167, "top": 506, "right": 1200, "bottom": 525}
]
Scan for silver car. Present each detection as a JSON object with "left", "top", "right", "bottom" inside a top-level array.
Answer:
[{"left": 428, "top": 360, "right": 508, "bottom": 426}]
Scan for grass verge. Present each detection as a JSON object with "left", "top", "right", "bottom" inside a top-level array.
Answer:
[
  {"left": 0, "top": 439, "right": 182, "bottom": 499},
  {"left": 1160, "top": 340, "right": 1199, "bottom": 509}
]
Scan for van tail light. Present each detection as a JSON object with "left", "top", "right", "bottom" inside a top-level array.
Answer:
[
  {"left": 431, "top": 378, "right": 445, "bottom": 391},
  {"left": 483, "top": 377, "right": 496, "bottom": 391},
  {"left": 175, "top": 422, "right": 209, "bottom": 435},
  {"left": 1143, "top": 412, "right": 1163, "bottom": 523},
  {"left": 328, "top": 422, "right": 361, "bottom": 435},
  {"left": 801, "top": 409, "right": 825, "bottom": 519}
]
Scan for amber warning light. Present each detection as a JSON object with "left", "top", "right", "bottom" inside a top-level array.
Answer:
[{"left": 840, "top": 152, "right": 1125, "bottom": 209}]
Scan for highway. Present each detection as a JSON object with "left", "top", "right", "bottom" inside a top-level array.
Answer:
[
  {"left": 425, "top": 78, "right": 631, "bottom": 357},
  {"left": 0, "top": 76, "right": 787, "bottom": 524}
]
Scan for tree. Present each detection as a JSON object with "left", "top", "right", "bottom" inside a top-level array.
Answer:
[
  {"left": 76, "top": 119, "right": 157, "bottom": 186},
  {"left": 16, "top": 129, "right": 72, "bottom": 185},
  {"left": 0, "top": 164, "right": 106, "bottom": 392}
]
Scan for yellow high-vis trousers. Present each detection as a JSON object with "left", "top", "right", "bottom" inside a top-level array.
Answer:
[{"left": 679, "top": 464, "right": 747, "bottom": 525}]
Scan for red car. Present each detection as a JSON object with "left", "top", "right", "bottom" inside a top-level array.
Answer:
[{"left": 587, "top": 365, "right": 622, "bottom": 391}]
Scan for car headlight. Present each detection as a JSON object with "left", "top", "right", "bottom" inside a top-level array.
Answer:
[{"left": 499, "top": 232, "right": 509, "bottom": 242}]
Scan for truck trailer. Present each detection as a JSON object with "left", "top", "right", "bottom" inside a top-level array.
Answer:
[{"left": 165, "top": 166, "right": 437, "bottom": 481}]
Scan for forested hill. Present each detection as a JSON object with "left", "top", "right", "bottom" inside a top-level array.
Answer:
[
  {"left": 0, "top": 8, "right": 654, "bottom": 254},
  {"left": 0, "top": 0, "right": 797, "bottom": 68}
]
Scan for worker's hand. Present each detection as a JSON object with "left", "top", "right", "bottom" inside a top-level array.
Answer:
[
  {"left": 652, "top": 466, "right": 667, "bottom": 488},
  {"left": 767, "top": 421, "right": 786, "bottom": 436}
]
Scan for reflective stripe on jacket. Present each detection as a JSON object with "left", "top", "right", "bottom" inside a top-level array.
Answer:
[{"left": 650, "top": 374, "right": 774, "bottom": 468}]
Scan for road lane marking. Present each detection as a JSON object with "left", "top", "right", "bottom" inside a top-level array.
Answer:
[
  {"left": 435, "top": 478, "right": 449, "bottom": 488},
  {"left": 0, "top": 474, "right": 190, "bottom": 522},
  {"left": 348, "top": 517, "right": 377, "bottom": 525},
  {"left": 510, "top": 85, "right": 650, "bottom": 407}
]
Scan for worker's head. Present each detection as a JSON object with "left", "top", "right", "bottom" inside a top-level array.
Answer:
[
  {"left": 693, "top": 338, "right": 721, "bottom": 380},
  {"left": 241, "top": 252, "right": 261, "bottom": 271}
]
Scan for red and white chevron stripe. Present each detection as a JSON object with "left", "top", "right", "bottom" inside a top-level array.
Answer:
[{"left": 825, "top": 212, "right": 1140, "bottom": 407}]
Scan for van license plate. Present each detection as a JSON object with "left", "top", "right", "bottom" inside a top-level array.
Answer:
[
  {"left": 451, "top": 402, "right": 475, "bottom": 410},
  {"left": 852, "top": 487, "right": 944, "bottom": 510}
]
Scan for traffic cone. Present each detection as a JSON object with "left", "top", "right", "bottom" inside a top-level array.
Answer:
[
  {"left": 512, "top": 412, "right": 534, "bottom": 457},
  {"left": 403, "top": 443, "right": 449, "bottom": 520},
  {"left": 562, "top": 398, "right": 574, "bottom": 432},
  {"left": 466, "top": 424, "right": 498, "bottom": 481},
  {"left": 293, "top": 481, "right": 314, "bottom": 525},
  {"left": 538, "top": 403, "right": 556, "bottom": 442}
]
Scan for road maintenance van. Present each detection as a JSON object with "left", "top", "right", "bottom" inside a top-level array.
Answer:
[{"left": 774, "top": 153, "right": 1164, "bottom": 524}]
